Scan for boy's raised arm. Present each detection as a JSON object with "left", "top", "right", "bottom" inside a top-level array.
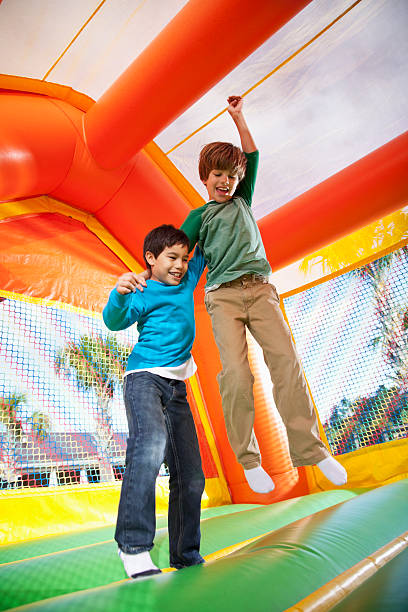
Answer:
[{"left": 227, "top": 96, "right": 257, "bottom": 154}]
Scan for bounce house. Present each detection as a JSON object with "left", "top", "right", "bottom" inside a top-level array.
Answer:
[{"left": 1, "top": 0, "right": 407, "bottom": 610}]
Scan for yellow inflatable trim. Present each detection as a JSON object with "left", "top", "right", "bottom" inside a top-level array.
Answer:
[
  {"left": 288, "top": 530, "right": 408, "bottom": 611},
  {"left": 0, "top": 476, "right": 229, "bottom": 545},
  {"left": 305, "top": 437, "right": 408, "bottom": 493}
]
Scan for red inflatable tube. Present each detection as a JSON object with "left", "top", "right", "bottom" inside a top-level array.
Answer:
[{"left": 84, "top": 0, "right": 313, "bottom": 169}]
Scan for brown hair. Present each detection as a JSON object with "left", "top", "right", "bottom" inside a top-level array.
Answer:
[
  {"left": 143, "top": 225, "right": 189, "bottom": 270},
  {"left": 199, "top": 142, "right": 247, "bottom": 182}
]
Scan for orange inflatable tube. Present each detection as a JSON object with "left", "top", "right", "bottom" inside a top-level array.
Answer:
[
  {"left": 84, "top": 0, "right": 313, "bottom": 169},
  {"left": 259, "top": 131, "right": 408, "bottom": 271}
]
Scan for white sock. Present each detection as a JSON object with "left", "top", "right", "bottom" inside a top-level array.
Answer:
[
  {"left": 316, "top": 457, "right": 347, "bottom": 486},
  {"left": 244, "top": 466, "right": 275, "bottom": 494},
  {"left": 118, "top": 549, "right": 161, "bottom": 578}
]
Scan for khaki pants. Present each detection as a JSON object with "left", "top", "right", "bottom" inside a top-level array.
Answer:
[{"left": 204, "top": 275, "right": 329, "bottom": 469}]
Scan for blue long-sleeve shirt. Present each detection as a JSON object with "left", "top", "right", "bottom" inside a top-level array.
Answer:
[{"left": 102, "top": 247, "right": 205, "bottom": 372}]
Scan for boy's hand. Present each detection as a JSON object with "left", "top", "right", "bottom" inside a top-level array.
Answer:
[
  {"left": 226, "top": 94, "right": 256, "bottom": 153},
  {"left": 116, "top": 271, "right": 148, "bottom": 294},
  {"left": 227, "top": 95, "right": 243, "bottom": 116}
]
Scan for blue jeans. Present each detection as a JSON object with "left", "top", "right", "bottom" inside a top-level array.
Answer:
[{"left": 115, "top": 372, "right": 205, "bottom": 568}]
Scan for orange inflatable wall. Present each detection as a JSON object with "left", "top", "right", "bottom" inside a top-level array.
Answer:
[{"left": 1, "top": 0, "right": 408, "bottom": 503}]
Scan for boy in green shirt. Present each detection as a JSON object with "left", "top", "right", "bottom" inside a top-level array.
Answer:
[
  {"left": 135, "top": 97, "right": 347, "bottom": 493},
  {"left": 180, "top": 96, "right": 347, "bottom": 493}
]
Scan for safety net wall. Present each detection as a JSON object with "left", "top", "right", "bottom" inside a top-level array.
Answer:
[
  {"left": 2, "top": 245, "right": 407, "bottom": 489},
  {"left": 0, "top": 293, "right": 165, "bottom": 489},
  {"left": 283, "top": 245, "right": 408, "bottom": 456}
]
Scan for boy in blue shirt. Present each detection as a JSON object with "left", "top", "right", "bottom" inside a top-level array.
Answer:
[{"left": 103, "top": 224, "right": 205, "bottom": 579}]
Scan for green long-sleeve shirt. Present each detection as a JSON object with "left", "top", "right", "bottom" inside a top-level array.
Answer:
[{"left": 181, "top": 151, "right": 271, "bottom": 288}]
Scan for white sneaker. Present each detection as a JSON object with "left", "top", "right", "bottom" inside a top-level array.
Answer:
[
  {"left": 316, "top": 457, "right": 347, "bottom": 486},
  {"left": 244, "top": 466, "right": 275, "bottom": 494},
  {"left": 118, "top": 549, "right": 161, "bottom": 579}
]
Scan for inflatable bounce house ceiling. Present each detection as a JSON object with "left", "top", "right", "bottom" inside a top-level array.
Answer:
[{"left": 0, "top": 1, "right": 407, "bottom": 610}]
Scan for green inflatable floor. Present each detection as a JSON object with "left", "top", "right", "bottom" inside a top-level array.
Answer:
[{"left": 1, "top": 482, "right": 407, "bottom": 612}]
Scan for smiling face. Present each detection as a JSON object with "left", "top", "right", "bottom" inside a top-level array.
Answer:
[
  {"left": 145, "top": 243, "right": 189, "bottom": 285},
  {"left": 202, "top": 168, "right": 239, "bottom": 203}
]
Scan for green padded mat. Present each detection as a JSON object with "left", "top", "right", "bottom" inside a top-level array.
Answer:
[{"left": 0, "top": 489, "right": 363, "bottom": 610}]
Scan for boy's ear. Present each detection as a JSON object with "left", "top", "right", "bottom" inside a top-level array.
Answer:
[{"left": 144, "top": 251, "right": 156, "bottom": 266}]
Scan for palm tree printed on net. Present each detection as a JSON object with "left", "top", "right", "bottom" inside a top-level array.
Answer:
[
  {"left": 0, "top": 394, "right": 50, "bottom": 485},
  {"left": 55, "top": 334, "right": 132, "bottom": 482},
  {"left": 324, "top": 246, "right": 408, "bottom": 454}
]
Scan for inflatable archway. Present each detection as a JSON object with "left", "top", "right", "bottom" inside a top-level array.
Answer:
[{"left": 1, "top": 1, "right": 407, "bottom": 610}]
